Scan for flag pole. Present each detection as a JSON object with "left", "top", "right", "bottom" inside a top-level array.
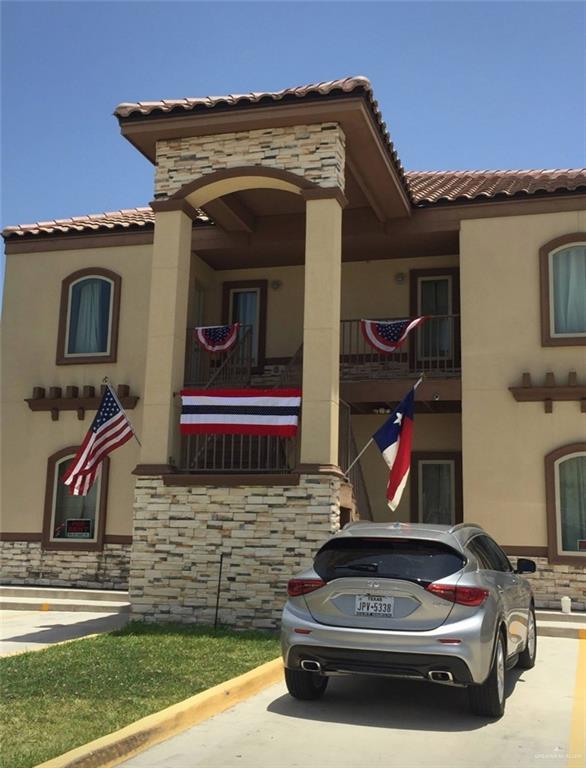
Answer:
[
  {"left": 103, "top": 377, "right": 142, "bottom": 447},
  {"left": 345, "top": 373, "right": 425, "bottom": 475}
]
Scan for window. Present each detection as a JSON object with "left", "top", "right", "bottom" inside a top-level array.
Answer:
[
  {"left": 57, "top": 268, "right": 121, "bottom": 364},
  {"left": 545, "top": 443, "right": 586, "bottom": 563},
  {"left": 540, "top": 235, "right": 586, "bottom": 346},
  {"left": 42, "top": 447, "right": 109, "bottom": 550},
  {"left": 222, "top": 280, "right": 267, "bottom": 369},
  {"left": 411, "top": 452, "right": 463, "bottom": 526},
  {"left": 467, "top": 535, "right": 511, "bottom": 572}
]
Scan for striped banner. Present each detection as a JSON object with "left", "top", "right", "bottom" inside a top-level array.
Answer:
[{"left": 180, "top": 388, "right": 302, "bottom": 436}]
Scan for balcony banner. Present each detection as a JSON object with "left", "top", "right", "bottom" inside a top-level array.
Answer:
[
  {"left": 194, "top": 323, "right": 239, "bottom": 353},
  {"left": 180, "top": 388, "right": 302, "bottom": 436},
  {"left": 361, "top": 317, "right": 426, "bottom": 354}
]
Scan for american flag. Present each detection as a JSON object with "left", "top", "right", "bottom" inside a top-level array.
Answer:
[
  {"left": 361, "top": 317, "right": 426, "bottom": 354},
  {"left": 62, "top": 385, "right": 135, "bottom": 496},
  {"left": 195, "top": 323, "right": 239, "bottom": 353}
]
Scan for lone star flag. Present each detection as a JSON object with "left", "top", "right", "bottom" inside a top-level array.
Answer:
[
  {"left": 372, "top": 387, "right": 415, "bottom": 511},
  {"left": 62, "top": 385, "right": 135, "bottom": 496},
  {"left": 195, "top": 324, "right": 239, "bottom": 353},
  {"left": 180, "top": 389, "right": 301, "bottom": 436},
  {"left": 361, "top": 317, "right": 425, "bottom": 354}
]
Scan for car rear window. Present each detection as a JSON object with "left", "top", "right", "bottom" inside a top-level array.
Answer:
[{"left": 314, "top": 537, "right": 465, "bottom": 585}]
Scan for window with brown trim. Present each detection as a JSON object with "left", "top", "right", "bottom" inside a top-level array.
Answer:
[
  {"left": 540, "top": 234, "right": 586, "bottom": 346},
  {"left": 42, "top": 447, "right": 109, "bottom": 551},
  {"left": 410, "top": 451, "right": 463, "bottom": 526},
  {"left": 222, "top": 280, "right": 267, "bottom": 370},
  {"left": 545, "top": 442, "right": 586, "bottom": 565},
  {"left": 56, "top": 268, "right": 121, "bottom": 364}
]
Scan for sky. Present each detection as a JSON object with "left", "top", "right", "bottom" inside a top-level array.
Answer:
[{"left": 1, "top": 0, "right": 585, "bottom": 301}]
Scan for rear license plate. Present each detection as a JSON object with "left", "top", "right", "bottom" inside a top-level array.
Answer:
[{"left": 355, "top": 595, "right": 395, "bottom": 617}]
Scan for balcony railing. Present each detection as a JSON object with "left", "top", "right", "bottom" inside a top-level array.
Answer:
[
  {"left": 340, "top": 315, "right": 461, "bottom": 379},
  {"left": 184, "top": 325, "right": 253, "bottom": 388},
  {"left": 180, "top": 432, "right": 297, "bottom": 473}
]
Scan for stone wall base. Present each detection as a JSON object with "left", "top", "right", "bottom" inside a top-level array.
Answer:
[
  {"left": 509, "top": 556, "right": 586, "bottom": 611},
  {"left": 130, "top": 475, "right": 341, "bottom": 629},
  {"left": 0, "top": 541, "right": 130, "bottom": 590}
]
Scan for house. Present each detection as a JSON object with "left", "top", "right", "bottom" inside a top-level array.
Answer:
[{"left": 1, "top": 76, "right": 585, "bottom": 626}]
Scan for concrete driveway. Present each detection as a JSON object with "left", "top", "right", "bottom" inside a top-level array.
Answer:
[
  {"left": 121, "top": 636, "right": 584, "bottom": 768},
  {"left": 0, "top": 610, "right": 128, "bottom": 655}
]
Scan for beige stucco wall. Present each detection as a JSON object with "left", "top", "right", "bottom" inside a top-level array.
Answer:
[
  {"left": 0, "top": 243, "right": 152, "bottom": 536},
  {"left": 460, "top": 210, "right": 586, "bottom": 547},
  {"left": 352, "top": 412, "right": 462, "bottom": 522}
]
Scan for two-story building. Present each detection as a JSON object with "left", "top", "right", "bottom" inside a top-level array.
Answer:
[{"left": 1, "top": 76, "right": 585, "bottom": 626}]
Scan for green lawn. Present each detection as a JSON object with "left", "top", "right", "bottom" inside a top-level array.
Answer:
[{"left": 0, "top": 622, "right": 280, "bottom": 768}]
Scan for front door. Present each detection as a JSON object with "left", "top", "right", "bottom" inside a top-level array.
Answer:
[
  {"left": 411, "top": 452, "right": 463, "bottom": 526},
  {"left": 410, "top": 268, "right": 460, "bottom": 372},
  {"left": 222, "top": 280, "right": 267, "bottom": 369}
]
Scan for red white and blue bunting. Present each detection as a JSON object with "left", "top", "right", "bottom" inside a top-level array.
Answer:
[
  {"left": 360, "top": 317, "right": 426, "bottom": 354},
  {"left": 194, "top": 323, "right": 240, "bottom": 353}
]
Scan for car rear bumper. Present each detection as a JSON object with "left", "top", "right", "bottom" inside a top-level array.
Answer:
[
  {"left": 281, "top": 602, "right": 496, "bottom": 684},
  {"left": 287, "top": 644, "right": 473, "bottom": 684}
]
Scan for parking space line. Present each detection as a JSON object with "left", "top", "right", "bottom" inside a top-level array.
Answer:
[{"left": 568, "top": 637, "right": 586, "bottom": 768}]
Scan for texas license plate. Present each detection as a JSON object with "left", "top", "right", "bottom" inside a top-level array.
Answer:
[{"left": 355, "top": 595, "right": 395, "bottom": 617}]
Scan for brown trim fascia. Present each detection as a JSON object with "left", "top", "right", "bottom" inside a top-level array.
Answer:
[
  {"left": 4, "top": 231, "right": 154, "bottom": 255},
  {"left": 415, "top": 191, "right": 586, "bottom": 215},
  {"left": 302, "top": 187, "right": 348, "bottom": 208},
  {"left": 539, "top": 233, "right": 586, "bottom": 347},
  {"left": 150, "top": 199, "right": 201, "bottom": 220},
  {"left": 0, "top": 532, "right": 42, "bottom": 542},
  {"left": 42, "top": 447, "right": 109, "bottom": 552},
  {"left": 104, "top": 534, "right": 133, "bottom": 545},
  {"left": 133, "top": 464, "right": 176, "bottom": 476},
  {"left": 545, "top": 442, "right": 586, "bottom": 566},
  {"left": 162, "top": 473, "right": 300, "bottom": 487},
  {"left": 501, "top": 546, "right": 548, "bottom": 558},
  {"left": 56, "top": 267, "right": 122, "bottom": 366},
  {"left": 26, "top": 396, "right": 139, "bottom": 416}
]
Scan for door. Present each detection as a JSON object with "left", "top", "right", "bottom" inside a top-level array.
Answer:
[
  {"left": 411, "top": 452, "right": 463, "bottom": 526},
  {"left": 222, "top": 280, "right": 267, "bottom": 369},
  {"left": 410, "top": 268, "right": 460, "bottom": 371}
]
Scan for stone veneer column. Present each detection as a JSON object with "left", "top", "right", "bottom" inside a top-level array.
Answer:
[
  {"left": 137, "top": 207, "right": 193, "bottom": 471},
  {"left": 299, "top": 196, "right": 343, "bottom": 467}
]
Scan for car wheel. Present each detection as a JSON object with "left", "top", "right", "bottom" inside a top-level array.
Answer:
[
  {"left": 468, "top": 632, "right": 506, "bottom": 718},
  {"left": 284, "top": 667, "right": 328, "bottom": 700},
  {"left": 517, "top": 605, "right": 537, "bottom": 670}
]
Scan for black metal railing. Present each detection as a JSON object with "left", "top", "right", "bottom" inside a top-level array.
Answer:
[
  {"left": 339, "top": 399, "right": 373, "bottom": 521},
  {"left": 184, "top": 325, "right": 253, "bottom": 388},
  {"left": 180, "top": 432, "right": 297, "bottom": 473},
  {"left": 340, "top": 315, "right": 461, "bottom": 380}
]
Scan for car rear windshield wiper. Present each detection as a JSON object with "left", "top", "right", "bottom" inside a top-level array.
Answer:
[{"left": 334, "top": 563, "right": 379, "bottom": 572}]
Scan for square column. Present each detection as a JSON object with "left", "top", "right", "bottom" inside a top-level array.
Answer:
[
  {"left": 299, "top": 195, "right": 344, "bottom": 467},
  {"left": 137, "top": 206, "right": 193, "bottom": 471}
]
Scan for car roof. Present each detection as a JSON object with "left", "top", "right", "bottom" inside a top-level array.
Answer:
[{"left": 332, "top": 521, "right": 487, "bottom": 551}]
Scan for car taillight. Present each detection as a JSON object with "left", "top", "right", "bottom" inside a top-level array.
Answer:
[
  {"left": 426, "top": 583, "right": 489, "bottom": 607},
  {"left": 287, "top": 578, "right": 325, "bottom": 597}
]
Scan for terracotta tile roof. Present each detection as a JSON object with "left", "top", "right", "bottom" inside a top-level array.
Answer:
[
  {"left": 3, "top": 170, "right": 585, "bottom": 239},
  {"left": 2, "top": 207, "right": 209, "bottom": 239},
  {"left": 407, "top": 169, "right": 586, "bottom": 205}
]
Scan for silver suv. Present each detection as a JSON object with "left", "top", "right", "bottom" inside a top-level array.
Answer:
[{"left": 281, "top": 522, "right": 536, "bottom": 718}]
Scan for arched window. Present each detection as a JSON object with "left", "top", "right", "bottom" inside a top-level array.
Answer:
[
  {"left": 56, "top": 268, "right": 121, "bottom": 364},
  {"left": 540, "top": 235, "right": 586, "bottom": 346},
  {"left": 545, "top": 443, "right": 586, "bottom": 563},
  {"left": 42, "top": 447, "right": 109, "bottom": 551}
]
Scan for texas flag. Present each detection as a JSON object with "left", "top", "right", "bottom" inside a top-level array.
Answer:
[{"left": 372, "top": 387, "right": 415, "bottom": 511}]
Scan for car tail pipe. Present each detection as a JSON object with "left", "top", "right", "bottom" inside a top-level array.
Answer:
[{"left": 301, "top": 659, "right": 322, "bottom": 673}]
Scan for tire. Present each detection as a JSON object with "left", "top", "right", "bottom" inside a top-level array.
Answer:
[
  {"left": 468, "top": 632, "right": 506, "bottom": 718},
  {"left": 284, "top": 667, "right": 328, "bottom": 700},
  {"left": 517, "top": 605, "right": 537, "bottom": 670}
]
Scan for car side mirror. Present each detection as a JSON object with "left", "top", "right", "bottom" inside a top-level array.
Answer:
[{"left": 515, "top": 558, "right": 536, "bottom": 574}]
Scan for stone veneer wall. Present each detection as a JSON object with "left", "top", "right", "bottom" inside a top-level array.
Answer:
[
  {"left": 0, "top": 541, "right": 130, "bottom": 590},
  {"left": 154, "top": 123, "right": 346, "bottom": 198},
  {"left": 130, "top": 475, "right": 341, "bottom": 629},
  {"left": 508, "top": 556, "right": 586, "bottom": 611}
]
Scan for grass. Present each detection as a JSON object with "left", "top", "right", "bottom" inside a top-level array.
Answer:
[{"left": 0, "top": 621, "right": 280, "bottom": 768}]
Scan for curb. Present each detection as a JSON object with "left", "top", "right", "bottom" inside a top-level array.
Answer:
[{"left": 35, "top": 657, "right": 283, "bottom": 768}]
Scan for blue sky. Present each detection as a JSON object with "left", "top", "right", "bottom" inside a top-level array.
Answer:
[{"left": 1, "top": 1, "right": 585, "bottom": 299}]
